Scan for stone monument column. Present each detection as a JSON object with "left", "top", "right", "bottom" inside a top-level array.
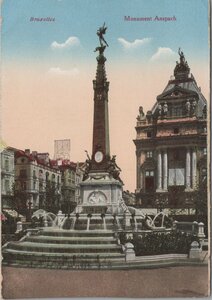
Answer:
[
  {"left": 185, "top": 148, "right": 191, "bottom": 190},
  {"left": 157, "top": 150, "right": 162, "bottom": 191},
  {"left": 79, "top": 24, "right": 125, "bottom": 215},
  {"left": 92, "top": 47, "right": 110, "bottom": 163},
  {"left": 163, "top": 149, "right": 168, "bottom": 191},
  {"left": 191, "top": 148, "right": 197, "bottom": 189}
]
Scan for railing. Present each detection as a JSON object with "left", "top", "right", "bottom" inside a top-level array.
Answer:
[{"left": 173, "top": 221, "right": 199, "bottom": 234}]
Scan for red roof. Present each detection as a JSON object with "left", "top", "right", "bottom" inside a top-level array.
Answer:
[
  {"left": 12, "top": 147, "right": 83, "bottom": 172},
  {"left": 15, "top": 149, "right": 59, "bottom": 170}
]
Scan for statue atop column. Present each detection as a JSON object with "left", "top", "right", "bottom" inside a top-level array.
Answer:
[
  {"left": 94, "top": 23, "right": 109, "bottom": 54},
  {"left": 97, "top": 23, "right": 109, "bottom": 47}
]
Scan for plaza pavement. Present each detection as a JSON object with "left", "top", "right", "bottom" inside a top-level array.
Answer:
[{"left": 2, "top": 265, "right": 209, "bottom": 298}]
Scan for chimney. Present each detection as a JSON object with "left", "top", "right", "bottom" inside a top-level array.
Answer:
[{"left": 25, "top": 149, "right": 30, "bottom": 155}]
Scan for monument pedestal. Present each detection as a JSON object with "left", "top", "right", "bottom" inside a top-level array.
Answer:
[{"left": 76, "top": 172, "right": 128, "bottom": 215}]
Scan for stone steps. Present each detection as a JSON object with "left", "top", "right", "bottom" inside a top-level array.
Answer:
[
  {"left": 3, "top": 248, "right": 125, "bottom": 268},
  {"left": 39, "top": 229, "right": 115, "bottom": 237},
  {"left": 25, "top": 235, "right": 117, "bottom": 244},
  {"left": 3, "top": 249, "right": 125, "bottom": 260},
  {"left": 7, "top": 241, "right": 122, "bottom": 254},
  {"left": 2, "top": 228, "right": 125, "bottom": 268}
]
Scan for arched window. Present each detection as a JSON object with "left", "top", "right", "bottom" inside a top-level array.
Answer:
[
  {"left": 46, "top": 172, "right": 49, "bottom": 181},
  {"left": 52, "top": 174, "right": 55, "bottom": 182},
  {"left": 33, "top": 170, "right": 36, "bottom": 179},
  {"left": 5, "top": 159, "right": 9, "bottom": 171},
  {"left": 39, "top": 169, "right": 43, "bottom": 179}
]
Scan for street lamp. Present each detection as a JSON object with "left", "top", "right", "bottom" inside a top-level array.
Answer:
[
  {"left": 27, "top": 199, "right": 32, "bottom": 221},
  {"left": 56, "top": 188, "right": 61, "bottom": 211}
]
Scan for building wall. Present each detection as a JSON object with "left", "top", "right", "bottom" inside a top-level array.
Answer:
[
  {"left": 134, "top": 54, "right": 207, "bottom": 213},
  {"left": 60, "top": 167, "right": 76, "bottom": 210},
  {"left": 15, "top": 153, "right": 61, "bottom": 210},
  {"left": 75, "top": 162, "right": 85, "bottom": 204},
  {"left": 1, "top": 149, "right": 15, "bottom": 208}
]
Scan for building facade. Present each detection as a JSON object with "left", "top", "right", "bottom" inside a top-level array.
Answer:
[
  {"left": 58, "top": 160, "right": 77, "bottom": 213},
  {"left": 75, "top": 161, "right": 86, "bottom": 205},
  {"left": 15, "top": 149, "right": 61, "bottom": 214},
  {"left": 1, "top": 148, "right": 15, "bottom": 209},
  {"left": 1, "top": 146, "right": 86, "bottom": 216},
  {"left": 53, "top": 159, "right": 85, "bottom": 213},
  {"left": 134, "top": 50, "right": 207, "bottom": 215}
]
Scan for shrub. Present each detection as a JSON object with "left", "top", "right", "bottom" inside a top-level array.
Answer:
[{"left": 129, "top": 231, "right": 199, "bottom": 256}]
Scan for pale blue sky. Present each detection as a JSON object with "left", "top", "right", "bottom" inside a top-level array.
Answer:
[
  {"left": 2, "top": 0, "right": 209, "bottom": 65},
  {"left": 1, "top": 0, "right": 209, "bottom": 191}
]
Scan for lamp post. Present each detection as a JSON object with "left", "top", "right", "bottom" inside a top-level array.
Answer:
[
  {"left": 27, "top": 199, "right": 32, "bottom": 222},
  {"left": 56, "top": 188, "right": 61, "bottom": 212}
]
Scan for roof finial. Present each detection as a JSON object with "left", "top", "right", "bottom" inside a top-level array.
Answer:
[
  {"left": 178, "top": 48, "right": 185, "bottom": 64},
  {"left": 174, "top": 48, "right": 190, "bottom": 80}
]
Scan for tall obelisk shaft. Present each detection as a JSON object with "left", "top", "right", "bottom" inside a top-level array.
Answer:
[{"left": 91, "top": 25, "right": 110, "bottom": 172}]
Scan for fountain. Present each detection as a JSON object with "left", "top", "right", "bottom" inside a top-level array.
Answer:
[
  {"left": 60, "top": 216, "right": 67, "bottom": 229},
  {"left": 150, "top": 211, "right": 168, "bottom": 229},
  {"left": 134, "top": 217, "right": 138, "bottom": 232},
  {"left": 32, "top": 209, "right": 57, "bottom": 226},
  {"left": 2, "top": 24, "right": 173, "bottom": 269},
  {"left": 71, "top": 217, "right": 76, "bottom": 230},
  {"left": 116, "top": 217, "right": 121, "bottom": 230},
  {"left": 103, "top": 216, "right": 107, "bottom": 231},
  {"left": 86, "top": 215, "right": 91, "bottom": 231}
]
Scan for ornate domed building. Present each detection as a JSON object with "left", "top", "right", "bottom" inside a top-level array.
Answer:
[{"left": 134, "top": 49, "right": 207, "bottom": 218}]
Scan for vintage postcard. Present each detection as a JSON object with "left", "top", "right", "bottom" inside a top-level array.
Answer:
[{"left": 1, "top": 0, "right": 210, "bottom": 298}]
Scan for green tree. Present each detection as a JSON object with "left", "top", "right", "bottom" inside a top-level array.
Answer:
[
  {"left": 194, "top": 179, "right": 207, "bottom": 223},
  {"left": 45, "top": 181, "right": 60, "bottom": 213}
]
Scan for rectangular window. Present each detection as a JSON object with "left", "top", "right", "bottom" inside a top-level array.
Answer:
[
  {"left": 173, "top": 128, "right": 179, "bottom": 134},
  {"left": 146, "top": 151, "right": 153, "bottom": 158},
  {"left": 172, "top": 107, "right": 182, "bottom": 117},
  {"left": 168, "top": 168, "right": 185, "bottom": 186},
  {"left": 5, "top": 180, "right": 10, "bottom": 192},
  {"left": 33, "top": 170, "right": 36, "bottom": 179},
  {"left": 21, "top": 181, "right": 27, "bottom": 190},
  {"left": 20, "top": 169, "right": 27, "bottom": 178},
  {"left": 145, "top": 170, "right": 154, "bottom": 192},
  {"left": 147, "top": 131, "right": 152, "bottom": 138},
  {"left": 145, "top": 170, "right": 154, "bottom": 177},
  {"left": 203, "top": 148, "right": 207, "bottom": 155},
  {"left": 5, "top": 159, "right": 9, "bottom": 171}
]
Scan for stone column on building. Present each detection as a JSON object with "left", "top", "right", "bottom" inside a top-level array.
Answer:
[
  {"left": 191, "top": 148, "right": 197, "bottom": 190},
  {"left": 157, "top": 150, "right": 162, "bottom": 191},
  {"left": 140, "top": 169, "right": 143, "bottom": 190},
  {"left": 185, "top": 148, "right": 191, "bottom": 190},
  {"left": 163, "top": 149, "right": 168, "bottom": 191},
  {"left": 136, "top": 152, "right": 141, "bottom": 191}
]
